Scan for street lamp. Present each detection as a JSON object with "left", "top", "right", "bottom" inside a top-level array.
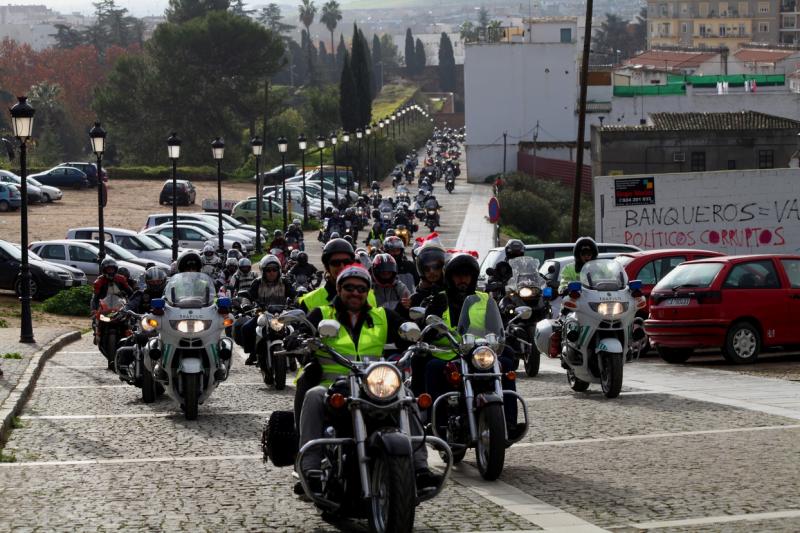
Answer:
[
  {"left": 298, "top": 134, "right": 308, "bottom": 225},
  {"left": 316, "top": 135, "right": 325, "bottom": 215},
  {"left": 341, "top": 132, "right": 350, "bottom": 199},
  {"left": 330, "top": 132, "right": 339, "bottom": 208},
  {"left": 9, "top": 96, "right": 35, "bottom": 344},
  {"left": 251, "top": 136, "right": 264, "bottom": 254},
  {"left": 278, "top": 136, "right": 288, "bottom": 231},
  {"left": 89, "top": 121, "right": 107, "bottom": 260},
  {"left": 373, "top": 123, "right": 379, "bottom": 181},
  {"left": 166, "top": 132, "right": 181, "bottom": 261},
  {"left": 355, "top": 128, "right": 363, "bottom": 194},
  {"left": 365, "top": 125, "right": 372, "bottom": 185},
  {"left": 211, "top": 137, "right": 225, "bottom": 253},
  {"left": 391, "top": 114, "right": 397, "bottom": 138}
]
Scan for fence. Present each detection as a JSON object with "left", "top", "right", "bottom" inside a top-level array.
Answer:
[{"left": 516, "top": 152, "right": 592, "bottom": 194}]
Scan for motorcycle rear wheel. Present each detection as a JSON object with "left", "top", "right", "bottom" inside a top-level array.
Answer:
[
  {"left": 476, "top": 403, "right": 506, "bottom": 481},
  {"left": 523, "top": 348, "right": 540, "bottom": 377},
  {"left": 368, "top": 452, "right": 416, "bottom": 533},
  {"left": 600, "top": 353, "right": 623, "bottom": 399},
  {"left": 182, "top": 373, "right": 200, "bottom": 421}
]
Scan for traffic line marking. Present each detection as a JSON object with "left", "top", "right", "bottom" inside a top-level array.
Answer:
[
  {"left": 521, "top": 391, "right": 661, "bottom": 402},
  {"left": 20, "top": 410, "right": 272, "bottom": 420},
  {"left": 36, "top": 382, "right": 284, "bottom": 390},
  {"left": 629, "top": 509, "right": 800, "bottom": 529},
  {"left": 0, "top": 454, "right": 263, "bottom": 467}
]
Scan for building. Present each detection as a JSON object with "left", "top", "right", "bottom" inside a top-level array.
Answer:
[
  {"left": 729, "top": 45, "right": 800, "bottom": 73},
  {"left": 591, "top": 111, "right": 800, "bottom": 176},
  {"left": 646, "top": 0, "right": 781, "bottom": 48}
]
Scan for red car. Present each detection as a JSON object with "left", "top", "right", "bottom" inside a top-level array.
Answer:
[
  {"left": 614, "top": 249, "right": 725, "bottom": 319},
  {"left": 645, "top": 255, "right": 800, "bottom": 364}
]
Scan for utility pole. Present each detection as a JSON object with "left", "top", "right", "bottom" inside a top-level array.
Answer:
[
  {"left": 532, "top": 121, "right": 539, "bottom": 178},
  {"left": 571, "top": 0, "right": 593, "bottom": 240},
  {"left": 502, "top": 131, "right": 507, "bottom": 176}
]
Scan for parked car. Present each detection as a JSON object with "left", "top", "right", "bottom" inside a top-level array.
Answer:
[
  {"left": 284, "top": 177, "right": 357, "bottom": 203},
  {"left": 57, "top": 162, "right": 105, "bottom": 187},
  {"left": 263, "top": 187, "right": 322, "bottom": 218},
  {"left": 160, "top": 219, "right": 254, "bottom": 251},
  {"left": 478, "top": 242, "right": 642, "bottom": 290},
  {"left": 0, "top": 239, "right": 86, "bottom": 299},
  {"left": 0, "top": 170, "right": 43, "bottom": 203},
  {"left": 26, "top": 176, "right": 62, "bottom": 202},
  {"left": 65, "top": 227, "right": 174, "bottom": 264},
  {"left": 645, "top": 254, "right": 800, "bottom": 364},
  {"left": 231, "top": 198, "right": 285, "bottom": 224},
  {"left": 29, "top": 240, "right": 144, "bottom": 281},
  {"left": 141, "top": 232, "right": 183, "bottom": 255},
  {"left": 143, "top": 224, "right": 240, "bottom": 251},
  {"left": 142, "top": 213, "right": 266, "bottom": 244},
  {"left": 30, "top": 167, "right": 89, "bottom": 189},
  {"left": 158, "top": 179, "right": 196, "bottom": 206},
  {"left": 71, "top": 240, "right": 170, "bottom": 271},
  {"left": 255, "top": 163, "right": 300, "bottom": 183},
  {"left": 0, "top": 183, "right": 21, "bottom": 211}
]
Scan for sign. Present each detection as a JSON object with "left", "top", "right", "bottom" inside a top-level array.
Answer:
[
  {"left": 488, "top": 197, "right": 500, "bottom": 223},
  {"left": 614, "top": 177, "right": 654, "bottom": 207}
]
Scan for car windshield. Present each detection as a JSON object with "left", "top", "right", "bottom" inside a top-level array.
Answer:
[
  {"left": 614, "top": 255, "right": 635, "bottom": 268},
  {"left": 94, "top": 242, "right": 136, "bottom": 261},
  {"left": 479, "top": 249, "right": 502, "bottom": 279},
  {"left": 457, "top": 294, "right": 505, "bottom": 348},
  {"left": 508, "top": 256, "right": 543, "bottom": 290},
  {"left": 164, "top": 272, "right": 214, "bottom": 308},
  {"left": 27, "top": 177, "right": 42, "bottom": 187},
  {"left": 580, "top": 259, "right": 627, "bottom": 291},
  {"left": 145, "top": 234, "right": 172, "bottom": 249},
  {"left": 655, "top": 263, "right": 724, "bottom": 291}
]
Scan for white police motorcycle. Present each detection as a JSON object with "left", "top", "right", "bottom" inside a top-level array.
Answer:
[
  {"left": 141, "top": 272, "right": 234, "bottom": 420},
  {"left": 534, "top": 259, "right": 646, "bottom": 399}
]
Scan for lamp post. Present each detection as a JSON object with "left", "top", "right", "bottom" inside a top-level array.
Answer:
[
  {"left": 298, "top": 134, "right": 308, "bottom": 225},
  {"left": 365, "top": 124, "right": 372, "bottom": 185},
  {"left": 391, "top": 114, "right": 396, "bottom": 138},
  {"left": 355, "top": 128, "right": 363, "bottom": 194},
  {"left": 89, "top": 122, "right": 106, "bottom": 260},
  {"left": 166, "top": 133, "right": 181, "bottom": 261},
  {"left": 372, "top": 123, "right": 379, "bottom": 182},
  {"left": 316, "top": 135, "right": 325, "bottom": 215},
  {"left": 10, "top": 96, "right": 35, "bottom": 343},
  {"left": 278, "top": 136, "right": 288, "bottom": 231},
  {"left": 342, "top": 131, "right": 350, "bottom": 200},
  {"left": 330, "top": 131, "right": 339, "bottom": 208},
  {"left": 211, "top": 137, "right": 225, "bottom": 252},
  {"left": 251, "top": 136, "right": 264, "bottom": 255}
]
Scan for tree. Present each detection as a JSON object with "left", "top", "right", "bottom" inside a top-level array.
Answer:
[
  {"left": 229, "top": 0, "right": 254, "bottom": 16},
  {"left": 438, "top": 32, "right": 456, "bottom": 92},
  {"left": 459, "top": 21, "right": 476, "bottom": 43},
  {"left": 336, "top": 33, "right": 347, "bottom": 69},
  {"left": 414, "top": 38, "right": 426, "bottom": 73},
  {"left": 52, "top": 24, "right": 84, "bottom": 49},
  {"left": 404, "top": 28, "right": 415, "bottom": 76},
  {"left": 379, "top": 34, "right": 400, "bottom": 68},
  {"left": 298, "top": 0, "right": 316, "bottom": 33},
  {"left": 631, "top": 7, "right": 647, "bottom": 55},
  {"left": 166, "top": 0, "right": 230, "bottom": 24},
  {"left": 298, "top": 0, "right": 317, "bottom": 84},
  {"left": 477, "top": 6, "right": 489, "bottom": 29},
  {"left": 339, "top": 51, "right": 358, "bottom": 132},
  {"left": 486, "top": 20, "right": 502, "bottom": 43},
  {"left": 372, "top": 33, "right": 383, "bottom": 93},
  {"left": 320, "top": 0, "right": 342, "bottom": 66},
  {"left": 360, "top": 29, "right": 374, "bottom": 97},
  {"left": 350, "top": 23, "right": 372, "bottom": 126},
  {"left": 592, "top": 13, "right": 638, "bottom": 64},
  {"left": 304, "top": 85, "right": 339, "bottom": 135},
  {"left": 318, "top": 40, "right": 329, "bottom": 65},
  {"left": 258, "top": 3, "right": 294, "bottom": 35}
]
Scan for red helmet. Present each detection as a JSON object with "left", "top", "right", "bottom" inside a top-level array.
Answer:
[{"left": 370, "top": 253, "right": 397, "bottom": 288}]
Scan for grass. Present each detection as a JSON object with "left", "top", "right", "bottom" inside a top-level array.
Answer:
[
  {"left": 0, "top": 318, "right": 7, "bottom": 328},
  {"left": 0, "top": 450, "right": 16, "bottom": 463},
  {"left": 2, "top": 352, "right": 22, "bottom": 360},
  {"left": 372, "top": 83, "right": 420, "bottom": 121},
  {"left": 11, "top": 417, "right": 24, "bottom": 429}
]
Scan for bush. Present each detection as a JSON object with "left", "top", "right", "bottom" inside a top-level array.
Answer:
[
  {"left": 41, "top": 285, "right": 93, "bottom": 316},
  {"left": 105, "top": 166, "right": 235, "bottom": 181}
]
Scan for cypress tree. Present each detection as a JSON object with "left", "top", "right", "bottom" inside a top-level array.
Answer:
[
  {"left": 438, "top": 32, "right": 456, "bottom": 92},
  {"left": 415, "top": 38, "right": 426, "bottom": 74},
  {"left": 351, "top": 23, "right": 372, "bottom": 126},
  {"left": 404, "top": 28, "right": 415, "bottom": 76},
  {"left": 372, "top": 33, "right": 383, "bottom": 93},
  {"left": 360, "top": 29, "right": 374, "bottom": 99},
  {"left": 339, "top": 51, "right": 359, "bottom": 132},
  {"left": 336, "top": 33, "right": 346, "bottom": 69}
]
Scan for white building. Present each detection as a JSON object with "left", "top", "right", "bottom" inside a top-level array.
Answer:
[
  {"left": 464, "top": 18, "right": 579, "bottom": 181},
  {"left": 0, "top": 4, "right": 91, "bottom": 50}
]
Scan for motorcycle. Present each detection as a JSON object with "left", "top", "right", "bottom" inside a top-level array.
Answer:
[
  {"left": 141, "top": 272, "right": 235, "bottom": 420},
  {"left": 534, "top": 259, "right": 646, "bottom": 399},
  {"left": 115, "top": 310, "right": 164, "bottom": 403},
  {"left": 445, "top": 173, "right": 455, "bottom": 194},
  {"left": 395, "top": 224, "right": 411, "bottom": 246},
  {"left": 262, "top": 312, "right": 452, "bottom": 533},
  {"left": 95, "top": 293, "right": 128, "bottom": 370},
  {"left": 499, "top": 257, "right": 552, "bottom": 377},
  {"left": 411, "top": 295, "right": 530, "bottom": 480},
  {"left": 254, "top": 303, "right": 293, "bottom": 389},
  {"left": 424, "top": 207, "right": 439, "bottom": 232}
]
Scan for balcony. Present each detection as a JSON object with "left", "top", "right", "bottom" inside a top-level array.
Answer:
[{"left": 782, "top": 1, "right": 800, "bottom": 13}]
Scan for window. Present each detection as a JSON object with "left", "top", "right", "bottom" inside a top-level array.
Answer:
[
  {"left": 637, "top": 256, "right": 687, "bottom": 285},
  {"left": 738, "top": 1, "right": 748, "bottom": 16},
  {"left": 699, "top": 2, "right": 709, "bottom": 16},
  {"left": 719, "top": 24, "right": 727, "bottom": 36},
  {"left": 719, "top": 1, "right": 728, "bottom": 15},
  {"left": 681, "top": 22, "right": 689, "bottom": 33},
  {"left": 636, "top": 262, "right": 658, "bottom": 285},
  {"left": 183, "top": 228, "right": 205, "bottom": 240},
  {"left": 158, "top": 228, "right": 173, "bottom": 238},
  {"left": 781, "top": 260, "right": 800, "bottom": 288},
  {"left": 723, "top": 260, "right": 781, "bottom": 289},
  {"left": 68, "top": 245, "right": 97, "bottom": 262},
  {"left": 117, "top": 235, "right": 143, "bottom": 251},
  {"left": 39, "top": 245, "right": 66, "bottom": 260},
  {"left": 728, "top": 159, "right": 736, "bottom": 169},
  {"left": 560, "top": 28, "right": 572, "bottom": 43},
  {"left": 758, "top": 22, "right": 770, "bottom": 32},
  {"left": 758, "top": 150, "right": 774, "bottom": 169},
  {"left": 659, "top": 3, "right": 668, "bottom": 16},
  {"left": 738, "top": 23, "right": 746, "bottom": 35},
  {"left": 690, "top": 152, "right": 706, "bottom": 172},
  {"left": 759, "top": 2, "right": 770, "bottom": 14},
  {"left": 699, "top": 23, "right": 707, "bottom": 36}
]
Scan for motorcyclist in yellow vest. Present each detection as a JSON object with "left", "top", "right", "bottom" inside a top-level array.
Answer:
[
  {"left": 298, "top": 238, "right": 377, "bottom": 312},
  {"left": 422, "top": 252, "right": 522, "bottom": 439},
  {"left": 295, "top": 264, "right": 442, "bottom": 494}
]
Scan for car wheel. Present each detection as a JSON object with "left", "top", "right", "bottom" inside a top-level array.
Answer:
[
  {"left": 0, "top": 200, "right": 8, "bottom": 212},
  {"left": 722, "top": 322, "right": 761, "bottom": 364},
  {"left": 14, "top": 275, "right": 41, "bottom": 300},
  {"left": 657, "top": 346, "right": 693, "bottom": 364},
  {"left": 43, "top": 193, "right": 51, "bottom": 203}
]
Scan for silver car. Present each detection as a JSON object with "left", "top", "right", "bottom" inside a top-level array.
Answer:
[
  {"left": 29, "top": 240, "right": 145, "bottom": 281},
  {"left": 65, "top": 227, "right": 174, "bottom": 264}
]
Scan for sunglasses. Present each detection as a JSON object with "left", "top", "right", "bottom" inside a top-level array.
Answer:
[
  {"left": 341, "top": 284, "right": 369, "bottom": 294},
  {"left": 422, "top": 263, "right": 444, "bottom": 273},
  {"left": 264, "top": 267, "right": 280, "bottom": 273},
  {"left": 329, "top": 258, "right": 352, "bottom": 267}
]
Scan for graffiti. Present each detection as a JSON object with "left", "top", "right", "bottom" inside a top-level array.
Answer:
[
  {"left": 624, "top": 199, "right": 800, "bottom": 229},
  {"left": 624, "top": 226, "right": 786, "bottom": 249}
]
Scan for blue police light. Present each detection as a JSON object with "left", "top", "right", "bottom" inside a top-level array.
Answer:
[
  {"left": 218, "top": 297, "right": 232, "bottom": 309},
  {"left": 543, "top": 287, "right": 553, "bottom": 299},
  {"left": 567, "top": 281, "right": 582, "bottom": 293},
  {"left": 628, "top": 280, "right": 643, "bottom": 291},
  {"left": 151, "top": 298, "right": 165, "bottom": 310}
]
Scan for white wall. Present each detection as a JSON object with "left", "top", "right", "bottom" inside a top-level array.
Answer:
[
  {"left": 464, "top": 42, "right": 578, "bottom": 181},
  {"left": 527, "top": 20, "right": 577, "bottom": 43}
]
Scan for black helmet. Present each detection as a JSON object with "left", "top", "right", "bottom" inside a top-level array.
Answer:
[
  {"left": 177, "top": 250, "right": 203, "bottom": 272},
  {"left": 297, "top": 252, "right": 309, "bottom": 265},
  {"left": 371, "top": 181, "right": 379, "bottom": 189},
  {"left": 504, "top": 239, "right": 525, "bottom": 260},
  {"left": 321, "top": 238, "right": 355, "bottom": 268},
  {"left": 443, "top": 253, "right": 479, "bottom": 295},
  {"left": 145, "top": 267, "right": 167, "bottom": 292},
  {"left": 343, "top": 234, "right": 353, "bottom": 245},
  {"left": 100, "top": 257, "right": 118, "bottom": 279},
  {"left": 573, "top": 237, "right": 599, "bottom": 273},
  {"left": 415, "top": 245, "right": 446, "bottom": 277}
]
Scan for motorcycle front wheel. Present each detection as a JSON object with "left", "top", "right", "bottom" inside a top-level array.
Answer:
[
  {"left": 524, "top": 347, "right": 540, "bottom": 377},
  {"left": 566, "top": 368, "right": 590, "bottom": 392},
  {"left": 141, "top": 363, "right": 157, "bottom": 404},
  {"left": 258, "top": 348, "right": 274, "bottom": 386},
  {"left": 368, "top": 452, "right": 416, "bottom": 533},
  {"left": 600, "top": 353, "right": 623, "bottom": 399},
  {"left": 182, "top": 373, "right": 200, "bottom": 421},
  {"left": 102, "top": 331, "right": 117, "bottom": 369},
  {"left": 476, "top": 403, "right": 505, "bottom": 481},
  {"left": 272, "top": 352, "right": 287, "bottom": 390}
]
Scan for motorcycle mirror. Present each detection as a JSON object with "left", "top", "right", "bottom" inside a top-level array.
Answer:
[
  {"left": 514, "top": 306, "right": 533, "bottom": 320},
  {"left": 409, "top": 307, "right": 426, "bottom": 320},
  {"left": 548, "top": 265, "right": 556, "bottom": 274},
  {"left": 278, "top": 308, "right": 307, "bottom": 325},
  {"left": 318, "top": 319, "right": 341, "bottom": 339},
  {"left": 628, "top": 280, "right": 643, "bottom": 291},
  {"left": 567, "top": 281, "right": 582, "bottom": 293},
  {"left": 399, "top": 322, "right": 422, "bottom": 342},
  {"left": 425, "top": 314, "right": 444, "bottom": 327},
  {"left": 486, "top": 267, "right": 496, "bottom": 277}
]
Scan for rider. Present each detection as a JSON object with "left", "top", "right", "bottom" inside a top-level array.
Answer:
[
  {"left": 383, "top": 235, "right": 419, "bottom": 290},
  {"left": 370, "top": 253, "right": 411, "bottom": 313},
  {"left": 269, "top": 230, "right": 288, "bottom": 254},
  {"left": 200, "top": 244, "right": 222, "bottom": 277},
  {"left": 230, "top": 258, "right": 258, "bottom": 296},
  {"left": 218, "top": 258, "right": 239, "bottom": 294},
  {"left": 409, "top": 237, "right": 446, "bottom": 308},
  {"left": 116, "top": 267, "right": 168, "bottom": 371},
  {"left": 286, "top": 219, "right": 304, "bottom": 251},
  {"left": 487, "top": 239, "right": 525, "bottom": 301},
  {"left": 298, "top": 238, "right": 376, "bottom": 312},
  {"left": 296, "top": 264, "right": 441, "bottom": 494},
  {"left": 91, "top": 257, "right": 133, "bottom": 313},
  {"left": 288, "top": 252, "right": 319, "bottom": 287}
]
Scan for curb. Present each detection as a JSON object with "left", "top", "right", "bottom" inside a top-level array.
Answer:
[{"left": 0, "top": 330, "right": 82, "bottom": 444}]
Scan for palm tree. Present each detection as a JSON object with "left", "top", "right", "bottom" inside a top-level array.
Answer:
[
  {"left": 298, "top": 0, "right": 317, "bottom": 35},
  {"left": 320, "top": 0, "right": 342, "bottom": 64}
]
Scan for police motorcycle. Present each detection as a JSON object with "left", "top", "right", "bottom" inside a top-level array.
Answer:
[
  {"left": 533, "top": 259, "right": 646, "bottom": 399},
  {"left": 410, "top": 294, "right": 530, "bottom": 480},
  {"left": 499, "top": 257, "right": 552, "bottom": 377},
  {"left": 141, "top": 272, "right": 235, "bottom": 420},
  {"left": 262, "top": 311, "right": 453, "bottom": 533},
  {"left": 95, "top": 293, "right": 129, "bottom": 368}
]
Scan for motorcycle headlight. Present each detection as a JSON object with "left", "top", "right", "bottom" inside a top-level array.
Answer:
[
  {"left": 519, "top": 287, "right": 534, "bottom": 298},
  {"left": 427, "top": 209, "right": 435, "bottom": 215},
  {"left": 269, "top": 317, "right": 284, "bottom": 331},
  {"left": 170, "top": 319, "right": 212, "bottom": 333},
  {"left": 141, "top": 317, "right": 159, "bottom": 331},
  {"left": 471, "top": 346, "right": 497, "bottom": 370},
  {"left": 591, "top": 301, "right": 627, "bottom": 319},
  {"left": 364, "top": 363, "right": 402, "bottom": 401},
  {"left": 99, "top": 314, "right": 112, "bottom": 323}
]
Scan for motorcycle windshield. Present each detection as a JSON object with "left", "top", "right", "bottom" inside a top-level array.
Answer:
[
  {"left": 99, "top": 293, "right": 125, "bottom": 313},
  {"left": 580, "top": 259, "right": 627, "bottom": 291},
  {"left": 508, "top": 256, "right": 543, "bottom": 290},
  {"left": 456, "top": 294, "right": 505, "bottom": 345},
  {"left": 164, "top": 272, "right": 215, "bottom": 308}
]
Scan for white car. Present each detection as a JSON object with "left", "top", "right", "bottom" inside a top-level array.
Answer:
[
  {"left": 141, "top": 213, "right": 267, "bottom": 245},
  {"left": 71, "top": 240, "right": 170, "bottom": 272},
  {"left": 29, "top": 240, "right": 145, "bottom": 281},
  {"left": 263, "top": 187, "right": 322, "bottom": 218},
  {"left": 65, "top": 227, "right": 174, "bottom": 264},
  {"left": 156, "top": 219, "right": 253, "bottom": 251},
  {"left": 143, "top": 224, "right": 241, "bottom": 251},
  {"left": 28, "top": 175, "right": 63, "bottom": 202}
]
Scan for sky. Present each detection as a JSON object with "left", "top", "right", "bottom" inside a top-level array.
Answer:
[{"left": 15, "top": 1, "right": 170, "bottom": 16}]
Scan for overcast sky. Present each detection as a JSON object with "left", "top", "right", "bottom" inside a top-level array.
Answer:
[{"left": 14, "top": 1, "right": 169, "bottom": 16}]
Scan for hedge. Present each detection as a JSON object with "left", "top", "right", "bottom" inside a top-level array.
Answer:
[{"left": 41, "top": 285, "right": 93, "bottom": 316}]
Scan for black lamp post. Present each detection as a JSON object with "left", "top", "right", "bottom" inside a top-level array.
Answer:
[
  {"left": 166, "top": 132, "right": 181, "bottom": 261},
  {"left": 298, "top": 134, "right": 308, "bottom": 225},
  {"left": 316, "top": 135, "right": 325, "bottom": 215},
  {"left": 251, "top": 136, "right": 264, "bottom": 255},
  {"left": 10, "top": 96, "right": 35, "bottom": 343},
  {"left": 342, "top": 131, "right": 350, "bottom": 199},
  {"left": 89, "top": 122, "right": 106, "bottom": 259},
  {"left": 330, "top": 131, "right": 339, "bottom": 208},
  {"left": 390, "top": 113, "right": 396, "bottom": 138},
  {"left": 355, "top": 128, "right": 363, "bottom": 194},
  {"left": 211, "top": 137, "right": 225, "bottom": 253},
  {"left": 365, "top": 124, "right": 372, "bottom": 185},
  {"left": 372, "top": 123, "right": 379, "bottom": 181},
  {"left": 278, "top": 136, "right": 288, "bottom": 231}
]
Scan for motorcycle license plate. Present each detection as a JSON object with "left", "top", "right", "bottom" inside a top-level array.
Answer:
[{"left": 664, "top": 297, "right": 690, "bottom": 306}]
